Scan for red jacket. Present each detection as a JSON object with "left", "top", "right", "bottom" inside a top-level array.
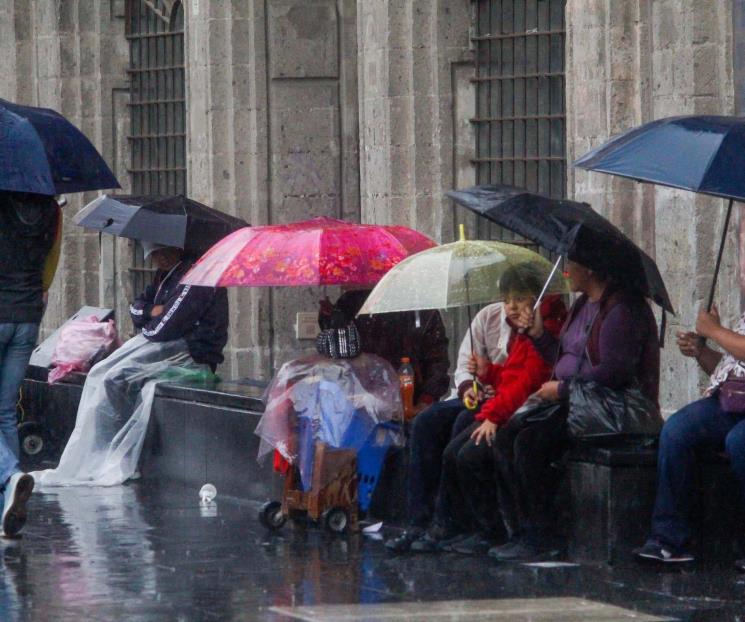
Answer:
[{"left": 476, "top": 296, "right": 566, "bottom": 426}]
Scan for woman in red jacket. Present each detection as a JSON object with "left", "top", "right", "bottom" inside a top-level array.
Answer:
[{"left": 416, "top": 265, "right": 566, "bottom": 555}]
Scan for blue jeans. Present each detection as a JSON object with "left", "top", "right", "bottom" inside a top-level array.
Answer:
[
  {"left": 650, "top": 396, "right": 745, "bottom": 549},
  {"left": 0, "top": 323, "right": 38, "bottom": 459},
  {"left": 406, "top": 398, "right": 475, "bottom": 528}
]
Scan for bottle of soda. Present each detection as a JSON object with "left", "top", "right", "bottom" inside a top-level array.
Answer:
[{"left": 398, "top": 357, "right": 415, "bottom": 420}]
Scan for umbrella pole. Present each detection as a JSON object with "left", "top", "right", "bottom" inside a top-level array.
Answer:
[
  {"left": 706, "top": 199, "right": 734, "bottom": 312},
  {"left": 533, "top": 255, "right": 563, "bottom": 312},
  {"left": 460, "top": 224, "right": 479, "bottom": 410}
]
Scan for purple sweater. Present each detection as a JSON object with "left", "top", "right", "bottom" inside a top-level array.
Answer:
[{"left": 533, "top": 297, "right": 647, "bottom": 400}]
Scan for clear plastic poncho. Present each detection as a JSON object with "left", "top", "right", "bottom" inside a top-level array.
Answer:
[
  {"left": 32, "top": 334, "right": 208, "bottom": 487},
  {"left": 256, "top": 353, "right": 404, "bottom": 491}
]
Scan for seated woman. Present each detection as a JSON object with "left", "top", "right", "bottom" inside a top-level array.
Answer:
[
  {"left": 385, "top": 300, "right": 510, "bottom": 552},
  {"left": 319, "top": 288, "right": 450, "bottom": 410},
  {"left": 392, "top": 265, "right": 565, "bottom": 552},
  {"left": 489, "top": 255, "right": 660, "bottom": 562},
  {"left": 420, "top": 266, "right": 566, "bottom": 555},
  {"left": 635, "top": 305, "right": 745, "bottom": 569}
]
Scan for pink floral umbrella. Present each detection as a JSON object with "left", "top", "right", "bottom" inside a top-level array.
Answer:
[{"left": 181, "top": 216, "right": 436, "bottom": 287}]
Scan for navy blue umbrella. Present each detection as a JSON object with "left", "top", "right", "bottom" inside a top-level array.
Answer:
[
  {"left": 0, "top": 98, "right": 120, "bottom": 196},
  {"left": 574, "top": 115, "right": 745, "bottom": 309}
]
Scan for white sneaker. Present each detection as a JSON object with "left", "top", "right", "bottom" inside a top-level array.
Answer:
[{"left": 2, "top": 473, "right": 34, "bottom": 537}]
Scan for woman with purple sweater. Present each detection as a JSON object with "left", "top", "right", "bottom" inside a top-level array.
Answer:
[{"left": 487, "top": 257, "right": 660, "bottom": 562}]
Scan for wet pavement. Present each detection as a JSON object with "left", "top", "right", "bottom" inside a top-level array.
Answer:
[{"left": 0, "top": 482, "right": 743, "bottom": 621}]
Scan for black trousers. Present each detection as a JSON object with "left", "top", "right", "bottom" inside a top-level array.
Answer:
[
  {"left": 406, "top": 399, "right": 475, "bottom": 528},
  {"left": 435, "top": 419, "right": 503, "bottom": 536},
  {"left": 492, "top": 402, "right": 569, "bottom": 545}
]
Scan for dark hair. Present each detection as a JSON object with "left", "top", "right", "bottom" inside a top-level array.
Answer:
[{"left": 499, "top": 263, "right": 544, "bottom": 297}]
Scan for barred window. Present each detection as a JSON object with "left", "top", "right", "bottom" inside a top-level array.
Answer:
[
  {"left": 125, "top": 0, "right": 186, "bottom": 295},
  {"left": 471, "top": 0, "right": 566, "bottom": 243}
]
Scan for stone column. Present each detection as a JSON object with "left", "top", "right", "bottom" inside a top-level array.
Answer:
[
  {"left": 566, "top": 0, "right": 736, "bottom": 412},
  {"left": 357, "top": 0, "right": 473, "bottom": 242}
]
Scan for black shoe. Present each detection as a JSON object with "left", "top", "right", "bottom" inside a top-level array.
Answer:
[
  {"left": 488, "top": 539, "right": 559, "bottom": 562},
  {"left": 735, "top": 558, "right": 745, "bottom": 573},
  {"left": 450, "top": 532, "right": 498, "bottom": 556},
  {"left": 633, "top": 541, "right": 695, "bottom": 564},
  {"left": 410, "top": 531, "right": 444, "bottom": 553},
  {"left": 438, "top": 532, "right": 473, "bottom": 552},
  {"left": 385, "top": 528, "right": 423, "bottom": 553}
]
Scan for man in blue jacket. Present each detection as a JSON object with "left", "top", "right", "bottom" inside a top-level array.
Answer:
[{"left": 33, "top": 242, "right": 229, "bottom": 487}]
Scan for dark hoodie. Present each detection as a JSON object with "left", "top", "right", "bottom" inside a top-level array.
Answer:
[
  {"left": 0, "top": 193, "right": 58, "bottom": 324},
  {"left": 129, "top": 259, "right": 229, "bottom": 369}
]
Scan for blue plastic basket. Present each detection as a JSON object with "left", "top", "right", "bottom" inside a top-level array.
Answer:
[{"left": 355, "top": 421, "right": 401, "bottom": 512}]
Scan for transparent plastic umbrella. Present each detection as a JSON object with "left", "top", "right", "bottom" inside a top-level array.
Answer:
[{"left": 357, "top": 231, "right": 568, "bottom": 315}]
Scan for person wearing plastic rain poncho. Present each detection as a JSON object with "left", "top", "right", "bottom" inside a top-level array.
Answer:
[
  {"left": 32, "top": 242, "right": 229, "bottom": 487},
  {"left": 0, "top": 192, "right": 61, "bottom": 537}
]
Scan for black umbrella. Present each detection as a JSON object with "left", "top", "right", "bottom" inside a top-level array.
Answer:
[
  {"left": 574, "top": 115, "right": 745, "bottom": 310},
  {"left": 446, "top": 184, "right": 674, "bottom": 314},
  {"left": 73, "top": 195, "right": 248, "bottom": 256}
]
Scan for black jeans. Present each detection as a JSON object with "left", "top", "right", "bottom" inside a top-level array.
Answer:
[
  {"left": 406, "top": 399, "right": 475, "bottom": 528},
  {"left": 492, "top": 402, "right": 569, "bottom": 545},
  {"left": 435, "top": 419, "right": 504, "bottom": 536}
]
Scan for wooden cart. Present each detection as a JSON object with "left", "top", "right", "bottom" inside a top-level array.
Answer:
[{"left": 259, "top": 441, "right": 360, "bottom": 534}]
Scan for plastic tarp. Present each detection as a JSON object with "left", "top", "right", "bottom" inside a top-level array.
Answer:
[
  {"left": 48, "top": 317, "right": 120, "bottom": 384},
  {"left": 32, "top": 334, "right": 207, "bottom": 487},
  {"left": 256, "top": 353, "right": 404, "bottom": 491}
]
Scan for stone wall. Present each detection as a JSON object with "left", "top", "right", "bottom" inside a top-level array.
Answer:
[
  {"left": 0, "top": 0, "right": 131, "bottom": 340},
  {"left": 566, "top": 0, "right": 737, "bottom": 413}
]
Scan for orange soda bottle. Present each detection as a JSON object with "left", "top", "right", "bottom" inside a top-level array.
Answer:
[{"left": 398, "top": 357, "right": 415, "bottom": 420}]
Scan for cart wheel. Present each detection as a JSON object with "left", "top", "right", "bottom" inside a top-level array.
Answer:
[
  {"left": 18, "top": 422, "right": 47, "bottom": 462},
  {"left": 259, "top": 501, "right": 286, "bottom": 531},
  {"left": 322, "top": 507, "right": 349, "bottom": 534}
]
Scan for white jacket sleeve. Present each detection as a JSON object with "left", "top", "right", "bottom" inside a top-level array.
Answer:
[{"left": 453, "top": 303, "right": 504, "bottom": 389}]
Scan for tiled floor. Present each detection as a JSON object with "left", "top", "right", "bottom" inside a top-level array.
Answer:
[{"left": 0, "top": 482, "right": 743, "bottom": 621}]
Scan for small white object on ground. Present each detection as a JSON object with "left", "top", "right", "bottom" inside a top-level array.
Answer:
[
  {"left": 199, "top": 483, "right": 217, "bottom": 503},
  {"left": 362, "top": 521, "right": 383, "bottom": 534}
]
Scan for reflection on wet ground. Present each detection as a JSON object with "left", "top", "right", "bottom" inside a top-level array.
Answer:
[{"left": 0, "top": 483, "right": 742, "bottom": 621}]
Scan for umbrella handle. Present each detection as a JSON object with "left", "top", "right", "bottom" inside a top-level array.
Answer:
[
  {"left": 463, "top": 379, "right": 479, "bottom": 411},
  {"left": 533, "top": 255, "right": 563, "bottom": 312}
]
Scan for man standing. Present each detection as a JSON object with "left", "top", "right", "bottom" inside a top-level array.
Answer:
[{"left": 0, "top": 191, "right": 60, "bottom": 536}]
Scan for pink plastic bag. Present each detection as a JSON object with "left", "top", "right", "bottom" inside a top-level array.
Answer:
[{"left": 48, "top": 317, "right": 121, "bottom": 384}]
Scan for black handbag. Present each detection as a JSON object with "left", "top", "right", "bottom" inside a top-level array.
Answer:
[
  {"left": 564, "top": 306, "right": 662, "bottom": 439},
  {"left": 567, "top": 379, "right": 662, "bottom": 438}
]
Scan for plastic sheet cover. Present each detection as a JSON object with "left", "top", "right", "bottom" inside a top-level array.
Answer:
[
  {"left": 32, "top": 334, "right": 207, "bottom": 487},
  {"left": 256, "top": 353, "right": 404, "bottom": 489}
]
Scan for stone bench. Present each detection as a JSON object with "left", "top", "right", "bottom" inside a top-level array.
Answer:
[
  {"left": 20, "top": 373, "right": 745, "bottom": 562},
  {"left": 567, "top": 439, "right": 745, "bottom": 564}
]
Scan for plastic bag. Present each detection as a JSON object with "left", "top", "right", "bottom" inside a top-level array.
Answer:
[
  {"left": 567, "top": 379, "right": 663, "bottom": 439},
  {"left": 32, "top": 334, "right": 205, "bottom": 487},
  {"left": 48, "top": 317, "right": 120, "bottom": 384},
  {"left": 256, "top": 353, "right": 404, "bottom": 489}
]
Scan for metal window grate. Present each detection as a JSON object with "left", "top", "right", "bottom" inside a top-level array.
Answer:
[
  {"left": 471, "top": 0, "right": 567, "bottom": 245},
  {"left": 125, "top": 0, "right": 186, "bottom": 296}
]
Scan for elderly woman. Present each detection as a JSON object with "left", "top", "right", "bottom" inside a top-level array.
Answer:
[
  {"left": 635, "top": 306, "right": 745, "bottom": 569},
  {"left": 489, "top": 257, "right": 660, "bottom": 562}
]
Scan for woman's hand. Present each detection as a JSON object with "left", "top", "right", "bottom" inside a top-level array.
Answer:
[
  {"left": 471, "top": 420, "right": 498, "bottom": 446},
  {"left": 696, "top": 305, "right": 721, "bottom": 340},
  {"left": 515, "top": 306, "right": 544, "bottom": 339},
  {"left": 536, "top": 380, "right": 560, "bottom": 402},
  {"left": 151, "top": 304, "right": 165, "bottom": 317},
  {"left": 463, "top": 386, "right": 483, "bottom": 405},
  {"left": 676, "top": 330, "right": 702, "bottom": 359}
]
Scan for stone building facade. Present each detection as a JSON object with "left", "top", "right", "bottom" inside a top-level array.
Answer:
[{"left": 0, "top": 0, "right": 742, "bottom": 414}]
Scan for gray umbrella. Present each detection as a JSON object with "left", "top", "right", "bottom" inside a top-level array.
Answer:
[{"left": 74, "top": 194, "right": 248, "bottom": 256}]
